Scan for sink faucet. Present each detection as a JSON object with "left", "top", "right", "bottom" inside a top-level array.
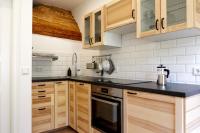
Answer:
[{"left": 72, "top": 52, "right": 79, "bottom": 76}]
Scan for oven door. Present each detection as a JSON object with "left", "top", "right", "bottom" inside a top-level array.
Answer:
[{"left": 92, "top": 94, "right": 122, "bottom": 133}]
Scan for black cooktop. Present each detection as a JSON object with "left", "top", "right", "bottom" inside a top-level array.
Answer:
[{"left": 93, "top": 77, "right": 151, "bottom": 85}]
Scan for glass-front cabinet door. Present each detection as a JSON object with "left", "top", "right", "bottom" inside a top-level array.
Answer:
[
  {"left": 83, "top": 13, "right": 92, "bottom": 48},
  {"left": 161, "top": 0, "right": 187, "bottom": 33},
  {"left": 137, "top": 0, "right": 161, "bottom": 38},
  {"left": 93, "top": 9, "right": 103, "bottom": 46}
]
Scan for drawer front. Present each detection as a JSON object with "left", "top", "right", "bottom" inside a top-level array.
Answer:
[
  {"left": 32, "top": 95, "right": 53, "bottom": 108},
  {"left": 32, "top": 82, "right": 54, "bottom": 96},
  {"left": 32, "top": 105, "right": 54, "bottom": 133}
]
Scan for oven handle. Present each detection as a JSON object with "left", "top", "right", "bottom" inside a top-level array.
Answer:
[{"left": 92, "top": 97, "right": 119, "bottom": 106}]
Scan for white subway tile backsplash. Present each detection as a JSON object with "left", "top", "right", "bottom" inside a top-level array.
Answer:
[
  {"left": 161, "top": 57, "right": 176, "bottom": 64},
  {"left": 160, "top": 40, "right": 176, "bottom": 49},
  {"left": 33, "top": 33, "right": 200, "bottom": 84},
  {"left": 177, "top": 73, "right": 195, "bottom": 83},
  {"left": 177, "top": 37, "right": 195, "bottom": 47},
  {"left": 177, "top": 56, "right": 195, "bottom": 64},
  {"left": 169, "top": 47, "right": 185, "bottom": 56}
]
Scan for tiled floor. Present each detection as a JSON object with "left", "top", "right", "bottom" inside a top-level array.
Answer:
[{"left": 45, "top": 127, "right": 77, "bottom": 133}]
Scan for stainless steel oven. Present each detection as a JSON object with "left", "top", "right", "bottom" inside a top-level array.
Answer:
[{"left": 92, "top": 85, "right": 123, "bottom": 133}]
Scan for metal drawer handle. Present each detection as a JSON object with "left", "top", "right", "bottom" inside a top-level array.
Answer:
[
  {"left": 38, "top": 90, "right": 46, "bottom": 93},
  {"left": 79, "top": 83, "right": 84, "bottom": 85},
  {"left": 127, "top": 92, "right": 137, "bottom": 95},
  {"left": 56, "top": 82, "right": 62, "bottom": 84},
  {"left": 132, "top": 9, "right": 135, "bottom": 19},
  {"left": 38, "top": 84, "right": 46, "bottom": 86},
  {"left": 38, "top": 95, "right": 46, "bottom": 98},
  {"left": 38, "top": 107, "right": 46, "bottom": 111},
  {"left": 155, "top": 19, "right": 159, "bottom": 30}
]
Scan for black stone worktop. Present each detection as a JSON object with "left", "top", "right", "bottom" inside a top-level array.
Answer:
[{"left": 32, "top": 76, "right": 200, "bottom": 97}]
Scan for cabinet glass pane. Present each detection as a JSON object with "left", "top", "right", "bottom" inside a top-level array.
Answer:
[
  {"left": 84, "top": 16, "right": 91, "bottom": 44},
  {"left": 167, "top": 0, "right": 186, "bottom": 26},
  {"left": 94, "top": 11, "right": 101, "bottom": 43},
  {"left": 141, "top": 0, "right": 156, "bottom": 32}
]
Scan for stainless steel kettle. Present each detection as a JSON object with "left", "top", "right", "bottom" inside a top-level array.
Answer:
[{"left": 157, "top": 64, "right": 170, "bottom": 85}]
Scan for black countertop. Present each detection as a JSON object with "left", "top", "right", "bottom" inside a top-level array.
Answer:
[{"left": 32, "top": 76, "right": 200, "bottom": 97}]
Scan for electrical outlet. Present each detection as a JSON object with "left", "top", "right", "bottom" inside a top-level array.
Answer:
[{"left": 193, "top": 67, "right": 200, "bottom": 76}]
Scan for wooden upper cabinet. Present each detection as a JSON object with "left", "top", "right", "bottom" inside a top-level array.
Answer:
[
  {"left": 137, "top": 0, "right": 200, "bottom": 39},
  {"left": 136, "top": 0, "right": 161, "bottom": 38},
  {"left": 68, "top": 81, "right": 77, "bottom": 130},
  {"left": 76, "top": 82, "right": 91, "bottom": 133},
  {"left": 124, "top": 90, "right": 185, "bottom": 133},
  {"left": 104, "top": 0, "right": 136, "bottom": 31},
  {"left": 83, "top": 8, "right": 104, "bottom": 48},
  {"left": 54, "top": 81, "right": 68, "bottom": 128},
  {"left": 83, "top": 13, "right": 93, "bottom": 48}
]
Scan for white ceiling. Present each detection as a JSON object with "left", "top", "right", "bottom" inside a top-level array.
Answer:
[{"left": 33, "top": 0, "right": 84, "bottom": 10}]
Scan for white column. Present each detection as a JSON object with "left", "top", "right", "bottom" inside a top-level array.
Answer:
[{"left": 11, "top": 0, "right": 32, "bottom": 132}]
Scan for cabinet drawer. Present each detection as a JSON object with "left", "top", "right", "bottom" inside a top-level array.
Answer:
[
  {"left": 32, "top": 93, "right": 54, "bottom": 108},
  {"left": 32, "top": 82, "right": 54, "bottom": 96},
  {"left": 32, "top": 106, "right": 54, "bottom": 133}
]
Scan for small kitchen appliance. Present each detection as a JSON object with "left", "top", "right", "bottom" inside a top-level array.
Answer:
[{"left": 157, "top": 64, "right": 170, "bottom": 85}]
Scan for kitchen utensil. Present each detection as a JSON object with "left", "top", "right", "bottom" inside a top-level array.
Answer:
[
  {"left": 107, "top": 58, "right": 115, "bottom": 75},
  {"left": 102, "top": 59, "right": 110, "bottom": 72},
  {"left": 157, "top": 64, "right": 170, "bottom": 85},
  {"left": 86, "top": 61, "right": 97, "bottom": 69}
]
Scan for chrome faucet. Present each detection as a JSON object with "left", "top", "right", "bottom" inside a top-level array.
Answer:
[{"left": 72, "top": 52, "right": 79, "bottom": 76}]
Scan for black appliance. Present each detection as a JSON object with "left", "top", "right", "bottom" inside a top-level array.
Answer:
[{"left": 92, "top": 85, "right": 123, "bottom": 133}]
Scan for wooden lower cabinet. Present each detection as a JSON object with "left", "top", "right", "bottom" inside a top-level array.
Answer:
[
  {"left": 124, "top": 90, "right": 185, "bottom": 133},
  {"left": 54, "top": 81, "right": 68, "bottom": 128},
  {"left": 68, "top": 81, "right": 77, "bottom": 130},
  {"left": 68, "top": 81, "right": 92, "bottom": 133},
  {"left": 76, "top": 82, "right": 91, "bottom": 133},
  {"left": 32, "top": 82, "right": 55, "bottom": 133},
  {"left": 32, "top": 81, "right": 68, "bottom": 133}
]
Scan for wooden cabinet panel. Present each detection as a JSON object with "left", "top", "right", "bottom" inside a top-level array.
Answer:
[
  {"left": 124, "top": 90, "right": 176, "bottom": 133},
  {"left": 55, "top": 81, "right": 68, "bottom": 128},
  {"left": 32, "top": 82, "right": 55, "bottom": 133},
  {"left": 104, "top": 0, "right": 136, "bottom": 31},
  {"left": 76, "top": 82, "right": 91, "bottom": 133},
  {"left": 68, "top": 81, "right": 77, "bottom": 130}
]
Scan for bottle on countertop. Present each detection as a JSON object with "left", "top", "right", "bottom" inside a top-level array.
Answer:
[{"left": 67, "top": 67, "right": 72, "bottom": 76}]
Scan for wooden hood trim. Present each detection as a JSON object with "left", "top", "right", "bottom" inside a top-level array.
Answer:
[{"left": 33, "top": 5, "right": 82, "bottom": 41}]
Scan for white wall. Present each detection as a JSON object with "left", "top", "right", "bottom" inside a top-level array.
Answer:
[
  {"left": 33, "top": 34, "right": 99, "bottom": 77},
  {"left": 0, "top": 1, "right": 12, "bottom": 133}
]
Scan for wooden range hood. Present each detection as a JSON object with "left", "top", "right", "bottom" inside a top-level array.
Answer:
[{"left": 33, "top": 5, "right": 82, "bottom": 41}]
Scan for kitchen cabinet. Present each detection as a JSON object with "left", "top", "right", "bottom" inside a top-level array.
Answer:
[
  {"left": 124, "top": 91, "right": 184, "bottom": 133},
  {"left": 68, "top": 81, "right": 77, "bottom": 130},
  {"left": 137, "top": 0, "right": 200, "bottom": 40},
  {"left": 76, "top": 82, "right": 91, "bottom": 133},
  {"left": 104, "top": 0, "right": 136, "bottom": 31},
  {"left": 83, "top": 7, "right": 121, "bottom": 49},
  {"left": 83, "top": 8, "right": 104, "bottom": 49},
  {"left": 68, "top": 81, "right": 92, "bottom": 133},
  {"left": 54, "top": 81, "right": 68, "bottom": 128},
  {"left": 32, "top": 82, "right": 55, "bottom": 133}
]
